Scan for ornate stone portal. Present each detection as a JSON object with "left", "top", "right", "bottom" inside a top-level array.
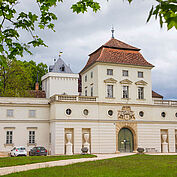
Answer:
[{"left": 116, "top": 106, "right": 137, "bottom": 153}]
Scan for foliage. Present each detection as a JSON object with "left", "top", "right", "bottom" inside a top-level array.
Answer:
[
  {"left": 0, "top": 154, "right": 96, "bottom": 168},
  {"left": 22, "top": 60, "right": 48, "bottom": 90},
  {"left": 0, "top": 0, "right": 100, "bottom": 62},
  {"left": 128, "top": 0, "right": 177, "bottom": 30},
  {"left": 0, "top": 59, "right": 32, "bottom": 97},
  {"left": 4, "top": 154, "right": 177, "bottom": 177},
  {"left": 0, "top": 59, "right": 48, "bottom": 97}
]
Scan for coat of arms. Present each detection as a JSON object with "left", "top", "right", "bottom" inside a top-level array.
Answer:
[{"left": 117, "top": 106, "right": 135, "bottom": 120}]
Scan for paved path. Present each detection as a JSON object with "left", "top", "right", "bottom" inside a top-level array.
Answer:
[{"left": 0, "top": 153, "right": 134, "bottom": 176}]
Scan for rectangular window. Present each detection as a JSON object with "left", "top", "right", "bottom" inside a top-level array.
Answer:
[
  {"left": 7, "top": 109, "right": 14, "bottom": 117},
  {"left": 123, "top": 86, "right": 129, "bottom": 98},
  {"left": 29, "top": 110, "right": 36, "bottom": 118},
  {"left": 107, "top": 85, "right": 113, "bottom": 98},
  {"left": 138, "top": 71, "right": 143, "bottom": 78},
  {"left": 85, "top": 89, "right": 87, "bottom": 96},
  {"left": 123, "top": 70, "right": 128, "bottom": 76},
  {"left": 91, "top": 72, "right": 93, "bottom": 78},
  {"left": 29, "top": 131, "right": 35, "bottom": 144},
  {"left": 107, "top": 69, "right": 113, "bottom": 75},
  {"left": 138, "top": 87, "right": 144, "bottom": 99},
  {"left": 91, "top": 87, "right": 93, "bottom": 96},
  {"left": 85, "top": 75, "right": 87, "bottom": 82},
  {"left": 6, "top": 131, "right": 13, "bottom": 144}
]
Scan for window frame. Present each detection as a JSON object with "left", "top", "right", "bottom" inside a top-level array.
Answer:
[
  {"left": 138, "top": 87, "right": 144, "bottom": 99},
  {"left": 107, "top": 85, "right": 113, "bottom": 98},
  {"left": 138, "top": 71, "right": 144, "bottom": 78},
  {"left": 29, "top": 110, "right": 36, "bottom": 118},
  {"left": 7, "top": 109, "right": 14, "bottom": 117},
  {"left": 122, "top": 70, "right": 128, "bottom": 77},
  {"left": 6, "top": 131, "right": 13, "bottom": 144},
  {"left": 123, "top": 86, "right": 129, "bottom": 99},
  {"left": 107, "top": 69, "right": 113, "bottom": 76},
  {"left": 29, "top": 131, "right": 35, "bottom": 144},
  {"left": 91, "top": 87, "right": 93, "bottom": 97}
]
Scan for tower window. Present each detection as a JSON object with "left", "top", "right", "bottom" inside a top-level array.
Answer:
[{"left": 60, "top": 64, "right": 65, "bottom": 72}]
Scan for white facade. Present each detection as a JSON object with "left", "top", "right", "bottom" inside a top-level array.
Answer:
[
  {"left": 0, "top": 37, "right": 177, "bottom": 155},
  {"left": 41, "top": 72, "right": 79, "bottom": 98}
]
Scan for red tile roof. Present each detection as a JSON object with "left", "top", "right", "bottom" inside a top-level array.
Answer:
[
  {"left": 80, "top": 38, "right": 154, "bottom": 73},
  {"left": 152, "top": 90, "right": 163, "bottom": 99},
  {"left": 103, "top": 38, "right": 140, "bottom": 51}
]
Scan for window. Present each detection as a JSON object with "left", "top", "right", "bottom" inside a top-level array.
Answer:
[
  {"left": 161, "top": 112, "right": 166, "bottom": 118},
  {"left": 7, "top": 109, "right": 13, "bottom": 117},
  {"left": 91, "top": 72, "right": 93, "bottom": 78},
  {"left": 85, "top": 75, "right": 87, "bottom": 82},
  {"left": 108, "top": 110, "right": 113, "bottom": 116},
  {"left": 6, "top": 131, "right": 13, "bottom": 144},
  {"left": 85, "top": 89, "right": 87, "bottom": 96},
  {"left": 107, "top": 69, "right": 113, "bottom": 75},
  {"left": 66, "top": 109, "right": 72, "bottom": 115},
  {"left": 138, "top": 71, "right": 143, "bottom": 78},
  {"left": 29, "top": 110, "right": 36, "bottom": 118},
  {"left": 29, "top": 131, "right": 35, "bottom": 144},
  {"left": 60, "top": 64, "right": 65, "bottom": 72},
  {"left": 139, "top": 111, "right": 144, "bottom": 117},
  {"left": 107, "top": 85, "right": 113, "bottom": 98},
  {"left": 122, "top": 70, "right": 128, "bottom": 76},
  {"left": 91, "top": 87, "right": 93, "bottom": 96},
  {"left": 138, "top": 87, "right": 144, "bottom": 99},
  {"left": 123, "top": 86, "right": 129, "bottom": 98},
  {"left": 83, "top": 109, "right": 89, "bottom": 116},
  {"left": 175, "top": 113, "right": 177, "bottom": 117}
]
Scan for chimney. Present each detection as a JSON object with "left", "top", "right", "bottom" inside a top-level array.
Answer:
[{"left": 35, "top": 82, "right": 39, "bottom": 91}]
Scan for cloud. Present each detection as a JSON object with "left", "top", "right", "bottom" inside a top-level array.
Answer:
[{"left": 17, "top": 0, "right": 177, "bottom": 99}]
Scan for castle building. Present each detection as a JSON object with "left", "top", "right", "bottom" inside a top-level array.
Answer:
[{"left": 0, "top": 36, "right": 177, "bottom": 155}]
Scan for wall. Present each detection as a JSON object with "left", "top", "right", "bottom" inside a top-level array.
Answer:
[
  {"left": 0, "top": 97, "right": 50, "bottom": 152},
  {"left": 42, "top": 72, "right": 79, "bottom": 98}
]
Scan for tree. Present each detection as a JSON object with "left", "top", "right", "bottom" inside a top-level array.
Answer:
[
  {"left": 22, "top": 60, "right": 48, "bottom": 90},
  {"left": 0, "top": 59, "right": 32, "bottom": 97},
  {"left": 128, "top": 0, "right": 177, "bottom": 30},
  {"left": 0, "top": 0, "right": 176, "bottom": 65},
  {"left": 0, "top": 0, "right": 100, "bottom": 62}
]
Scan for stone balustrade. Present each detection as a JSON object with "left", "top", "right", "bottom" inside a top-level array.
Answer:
[
  {"left": 154, "top": 100, "right": 177, "bottom": 106},
  {"left": 50, "top": 95, "right": 97, "bottom": 102}
]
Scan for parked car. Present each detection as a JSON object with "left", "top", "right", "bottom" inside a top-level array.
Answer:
[
  {"left": 10, "top": 147, "right": 27, "bottom": 157},
  {"left": 29, "top": 146, "right": 47, "bottom": 156}
]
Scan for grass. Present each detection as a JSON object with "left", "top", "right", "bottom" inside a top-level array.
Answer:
[
  {"left": 3, "top": 154, "right": 177, "bottom": 177},
  {"left": 0, "top": 154, "right": 96, "bottom": 168}
]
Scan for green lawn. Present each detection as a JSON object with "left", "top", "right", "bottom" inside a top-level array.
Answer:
[
  {"left": 0, "top": 154, "right": 96, "bottom": 168},
  {"left": 3, "top": 154, "right": 177, "bottom": 177}
]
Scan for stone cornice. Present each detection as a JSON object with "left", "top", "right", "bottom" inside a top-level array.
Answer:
[
  {"left": 135, "top": 80, "right": 148, "bottom": 86},
  {"left": 120, "top": 79, "right": 133, "bottom": 85},
  {"left": 104, "top": 78, "right": 117, "bottom": 83}
]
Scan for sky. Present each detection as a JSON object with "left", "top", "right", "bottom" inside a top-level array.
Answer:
[{"left": 17, "top": 0, "right": 177, "bottom": 99}]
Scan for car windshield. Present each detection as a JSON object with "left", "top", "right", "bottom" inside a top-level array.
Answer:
[
  {"left": 17, "top": 147, "right": 26, "bottom": 150},
  {"left": 37, "top": 147, "right": 45, "bottom": 150}
]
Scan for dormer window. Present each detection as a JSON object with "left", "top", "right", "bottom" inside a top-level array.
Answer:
[
  {"left": 123, "top": 70, "right": 128, "bottom": 76},
  {"left": 60, "top": 64, "right": 65, "bottom": 72}
]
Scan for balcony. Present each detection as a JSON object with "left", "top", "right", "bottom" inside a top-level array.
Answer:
[
  {"left": 50, "top": 95, "right": 97, "bottom": 102},
  {"left": 154, "top": 100, "right": 177, "bottom": 106}
]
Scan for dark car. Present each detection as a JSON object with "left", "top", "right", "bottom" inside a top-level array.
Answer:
[{"left": 29, "top": 147, "right": 47, "bottom": 156}]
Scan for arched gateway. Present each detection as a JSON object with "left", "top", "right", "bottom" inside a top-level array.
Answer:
[{"left": 118, "top": 128, "right": 134, "bottom": 152}]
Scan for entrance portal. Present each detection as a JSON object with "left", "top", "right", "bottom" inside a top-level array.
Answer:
[{"left": 118, "top": 128, "right": 134, "bottom": 152}]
